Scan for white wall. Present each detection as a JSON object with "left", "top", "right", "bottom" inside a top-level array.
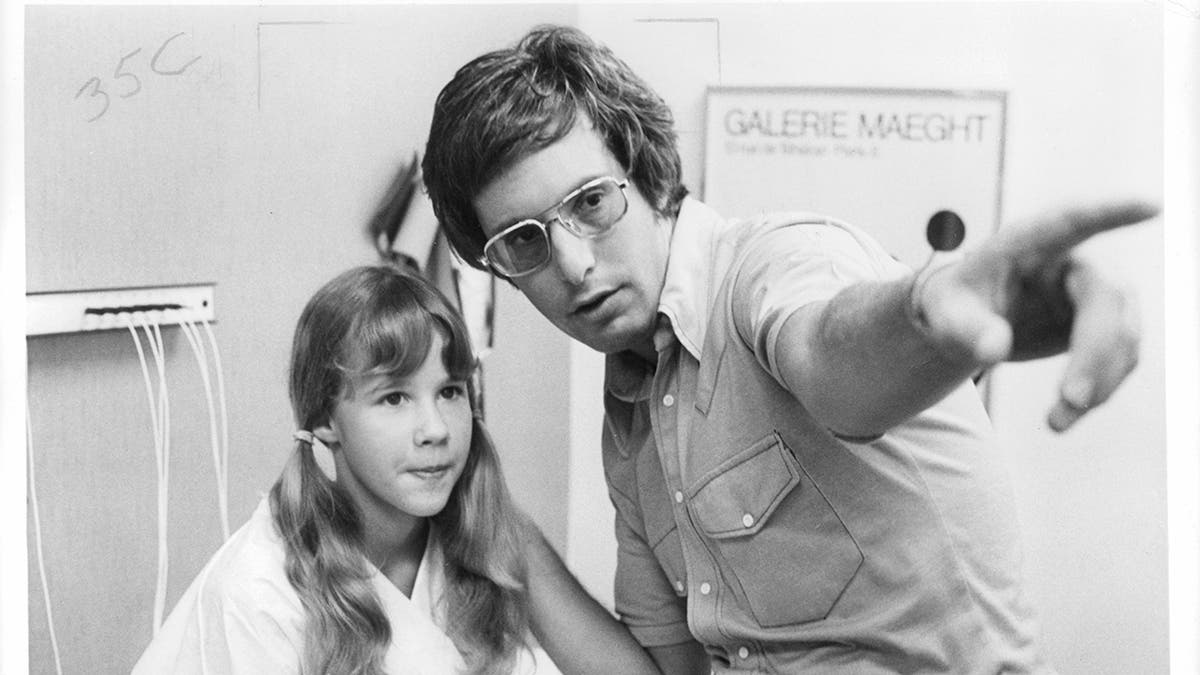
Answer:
[{"left": 569, "top": 3, "right": 1169, "bottom": 673}]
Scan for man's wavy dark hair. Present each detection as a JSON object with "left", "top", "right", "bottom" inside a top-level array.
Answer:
[{"left": 423, "top": 25, "right": 688, "bottom": 271}]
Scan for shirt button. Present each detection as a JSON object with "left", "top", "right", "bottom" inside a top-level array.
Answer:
[
  {"left": 674, "top": 580, "right": 684, "bottom": 593},
  {"left": 738, "top": 646, "right": 750, "bottom": 659},
  {"left": 699, "top": 582, "right": 712, "bottom": 595},
  {"left": 742, "top": 513, "right": 755, "bottom": 528},
  {"left": 662, "top": 393, "right": 676, "bottom": 407},
  {"left": 674, "top": 490, "right": 684, "bottom": 503}
]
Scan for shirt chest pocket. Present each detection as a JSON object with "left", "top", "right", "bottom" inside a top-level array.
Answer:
[{"left": 687, "top": 432, "right": 863, "bottom": 627}]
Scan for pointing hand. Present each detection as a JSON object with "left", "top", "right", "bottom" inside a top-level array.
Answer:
[{"left": 912, "top": 200, "right": 1159, "bottom": 432}]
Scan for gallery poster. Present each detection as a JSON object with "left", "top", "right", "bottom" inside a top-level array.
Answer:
[{"left": 703, "top": 87, "right": 1007, "bottom": 269}]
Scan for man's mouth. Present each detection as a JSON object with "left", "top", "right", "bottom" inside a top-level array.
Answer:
[{"left": 573, "top": 289, "right": 616, "bottom": 316}]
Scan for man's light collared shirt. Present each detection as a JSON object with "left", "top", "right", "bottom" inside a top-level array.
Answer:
[{"left": 603, "top": 198, "right": 1052, "bottom": 674}]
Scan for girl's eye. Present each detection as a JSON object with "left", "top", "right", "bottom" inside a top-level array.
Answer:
[
  {"left": 440, "top": 384, "right": 467, "bottom": 400},
  {"left": 382, "top": 392, "right": 408, "bottom": 406}
]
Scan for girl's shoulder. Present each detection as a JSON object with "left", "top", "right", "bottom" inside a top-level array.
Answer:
[
  {"left": 131, "top": 498, "right": 306, "bottom": 674},
  {"left": 193, "top": 497, "right": 302, "bottom": 615}
]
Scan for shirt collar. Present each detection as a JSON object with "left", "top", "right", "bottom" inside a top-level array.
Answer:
[
  {"left": 603, "top": 197, "right": 724, "bottom": 401},
  {"left": 657, "top": 196, "right": 724, "bottom": 361}
]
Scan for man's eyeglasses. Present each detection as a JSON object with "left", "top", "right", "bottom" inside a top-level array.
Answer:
[{"left": 481, "top": 176, "right": 629, "bottom": 278}]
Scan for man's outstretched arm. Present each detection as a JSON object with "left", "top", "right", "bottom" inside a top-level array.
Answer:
[{"left": 775, "top": 200, "right": 1158, "bottom": 438}]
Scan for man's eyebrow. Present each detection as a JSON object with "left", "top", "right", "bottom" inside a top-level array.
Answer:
[
  {"left": 495, "top": 174, "right": 611, "bottom": 229},
  {"left": 508, "top": 196, "right": 564, "bottom": 228}
]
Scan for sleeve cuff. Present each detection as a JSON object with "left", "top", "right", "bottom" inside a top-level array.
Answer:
[{"left": 624, "top": 620, "right": 696, "bottom": 648}]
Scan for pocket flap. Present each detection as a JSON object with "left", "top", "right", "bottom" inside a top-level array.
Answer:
[{"left": 688, "top": 433, "right": 799, "bottom": 539}]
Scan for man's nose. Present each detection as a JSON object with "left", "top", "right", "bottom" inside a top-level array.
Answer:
[{"left": 547, "top": 220, "right": 595, "bottom": 285}]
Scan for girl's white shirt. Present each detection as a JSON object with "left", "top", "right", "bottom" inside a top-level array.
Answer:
[{"left": 131, "top": 498, "right": 553, "bottom": 675}]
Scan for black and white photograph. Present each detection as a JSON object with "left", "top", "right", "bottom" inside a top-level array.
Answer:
[{"left": 3, "top": 2, "right": 1197, "bottom": 674}]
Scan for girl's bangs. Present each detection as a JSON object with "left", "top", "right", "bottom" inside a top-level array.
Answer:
[{"left": 340, "top": 291, "right": 475, "bottom": 382}]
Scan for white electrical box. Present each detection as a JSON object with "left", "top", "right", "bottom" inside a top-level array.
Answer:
[{"left": 27, "top": 283, "right": 216, "bottom": 336}]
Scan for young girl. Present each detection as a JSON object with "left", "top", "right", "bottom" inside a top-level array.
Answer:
[{"left": 132, "top": 265, "right": 662, "bottom": 675}]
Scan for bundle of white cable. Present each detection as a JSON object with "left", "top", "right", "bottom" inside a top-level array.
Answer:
[
  {"left": 177, "top": 317, "right": 230, "bottom": 539},
  {"left": 126, "top": 315, "right": 171, "bottom": 634},
  {"left": 131, "top": 312, "right": 231, "bottom": 636}
]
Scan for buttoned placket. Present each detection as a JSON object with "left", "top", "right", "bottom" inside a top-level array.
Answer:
[
  {"left": 648, "top": 335, "right": 729, "bottom": 651},
  {"left": 649, "top": 342, "right": 689, "bottom": 601}
]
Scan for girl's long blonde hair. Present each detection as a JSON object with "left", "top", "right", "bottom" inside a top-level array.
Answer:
[{"left": 269, "top": 265, "right": 529, "bottom": 674}]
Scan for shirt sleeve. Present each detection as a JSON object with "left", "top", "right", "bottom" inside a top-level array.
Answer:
[
  {"left": 610, "top": 501, "right": 693, "bottom": 648},
  {"left": 730, "top": 220, "right": 910, "bottom": 390},
  {"left": 133, "top": 569, "right": 305, "bottom": 675},
  {"left": 197, "top": 577, "right": 305, "bottom": 675}
]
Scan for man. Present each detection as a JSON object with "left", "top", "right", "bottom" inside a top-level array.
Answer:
[{"left": 422, "top": 25, "right": 1156, "bottom": 674}]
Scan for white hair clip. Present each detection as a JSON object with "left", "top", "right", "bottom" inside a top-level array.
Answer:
[{"left": 293, "top": 429, "right": 336, "bottom": 481}]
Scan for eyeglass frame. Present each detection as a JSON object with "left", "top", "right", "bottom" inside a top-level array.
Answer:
[{"left": 480, "top": 176, "right": 630, "bottom": 278}]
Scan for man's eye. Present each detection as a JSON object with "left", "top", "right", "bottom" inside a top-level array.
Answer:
[
  {"left": 508, "top": 225, "right": 543, "bottom": 246},
  {"left": 575, "top": 187, "right": 607, "bottom": 211}
]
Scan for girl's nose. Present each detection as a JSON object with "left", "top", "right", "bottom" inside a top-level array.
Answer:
[{"left": 414, "top": 401, "right": 449, "bottom": 446}]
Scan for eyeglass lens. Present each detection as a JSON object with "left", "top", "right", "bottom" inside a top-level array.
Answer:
[{"left": 488, "top": 178, "right": 627, "bottom": 276}]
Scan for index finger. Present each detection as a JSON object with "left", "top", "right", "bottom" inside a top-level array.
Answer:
[{"left": 999, "top": 200, "right": 1159, "bottom": 263}]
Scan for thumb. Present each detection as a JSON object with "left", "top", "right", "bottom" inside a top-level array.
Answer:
[{"left": 918, "top": 272, "right": 1013, "bottom": 365}]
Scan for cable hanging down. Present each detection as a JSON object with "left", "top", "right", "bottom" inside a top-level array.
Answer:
[
  {"left": 177, "top": 317, "right": 231, "bottom": 540},
  {"left": 27, "top": 407, "right": 65, "bottom": 675},
  {"left": 125, "top": 315, "right": 171, "bottom": 635}
]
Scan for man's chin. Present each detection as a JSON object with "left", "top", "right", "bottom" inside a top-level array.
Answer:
[{"left": 572, "top": 321, "right": 655, "bottom": 356}]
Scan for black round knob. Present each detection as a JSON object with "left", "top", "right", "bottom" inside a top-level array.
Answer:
[{"left": 926, "top": 210, "right": 965, "bottom": 252}]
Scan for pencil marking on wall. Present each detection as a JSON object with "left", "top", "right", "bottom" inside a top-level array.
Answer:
[{"left": 72, "top": 32, "right": 201, "bottom": 123}]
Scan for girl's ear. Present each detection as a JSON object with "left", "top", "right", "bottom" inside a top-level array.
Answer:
[
  {"left": 308, "top": 420, "right": 339, "bottom": 483},
  {"left": 313, "top": 421, "right": 340, "bottom": 447}
]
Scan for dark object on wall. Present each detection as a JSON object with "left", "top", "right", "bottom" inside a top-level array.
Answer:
[{"left": 369, "top": 150, "right": 423, "bottom": 270}]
